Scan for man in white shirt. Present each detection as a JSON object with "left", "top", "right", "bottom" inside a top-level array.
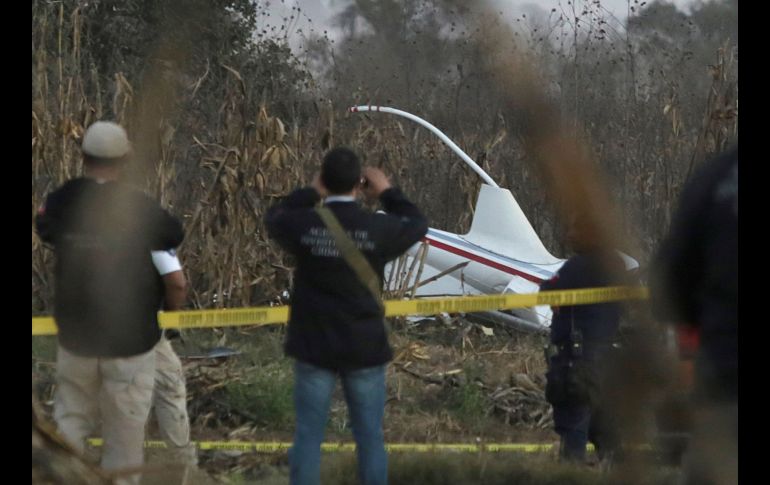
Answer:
[{"left": 151, "top": 249, "right": 198, "bottom": 467}]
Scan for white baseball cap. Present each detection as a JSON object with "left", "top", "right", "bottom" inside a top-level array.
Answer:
[{"left": 82, "top": 121, "right": 131, "bottom": 159}]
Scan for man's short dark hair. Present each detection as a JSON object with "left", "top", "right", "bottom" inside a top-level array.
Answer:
[{"left": 321, "top": 147, "right": 361, "bottom": 194}]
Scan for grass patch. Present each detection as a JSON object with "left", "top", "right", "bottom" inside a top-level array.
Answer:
[
  {"left": 448, "top": 382, "right": 488, "bottom": 428},
  {"left": 181, "top": 326, "right": 287, "bottom": 364},
  {"left": 317, "top": 452, "right": 681, "bottom": 485},
  {"left": 224, "top": 361, "right": 295, "bottom": 429},
  {"left": 445, "top": 362, "right": 489, "bottom": 430},
  {"left": 32, "top": 335, "right": 58, "bottom": 364},
  {"left": 32, "top": 336, "right": 58, "bottom": 406}
]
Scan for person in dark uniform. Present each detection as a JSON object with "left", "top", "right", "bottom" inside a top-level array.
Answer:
[
  {"left": 542, "top": 213, "right": 631, "bottom": 464},
  {"left": 35, "top": 121, "right": 184, "bottom": 485},
  {"left": 650, "top": 146, "right": 737, "bottom": 484},
  {"left": 265, "top": 147, "right": 428, "bottom": 485}
]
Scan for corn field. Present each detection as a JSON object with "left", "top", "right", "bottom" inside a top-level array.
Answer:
[{"left": 32, "top": 0, "right": 738, "bottom": 313}]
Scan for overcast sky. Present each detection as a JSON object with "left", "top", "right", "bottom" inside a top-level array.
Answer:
[{"left": 260, "top": 0, "right": 699, "bottom": 52}]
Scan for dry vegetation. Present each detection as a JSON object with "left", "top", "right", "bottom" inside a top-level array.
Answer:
[
  {"left": 32, "top": 0, "right": 738, "bottom": 312},
  {"left": 32, "top": 0, "right": 736, "bottom": 483}
]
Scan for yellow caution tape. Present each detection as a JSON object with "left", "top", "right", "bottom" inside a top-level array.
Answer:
[
  {"left": 85, "top": 438, "right": 570, "bottom": 453},
  {"left": 85, "top": 439, "right": 662, "bottom": 453},
  {"left": 385, "top": 286, "right": 646, "bottom": 317},
  {"left": 33, "top": 286, "right": 648, "bottom": 336},
  {"left": 32, "top": 317, "right": 58, "bottom": 336},
  {"left": 160, "top": 306, "right": 290, "bottom": 330}
]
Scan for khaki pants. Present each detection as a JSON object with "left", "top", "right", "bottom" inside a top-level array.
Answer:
[
  {"left": 54, "top": 344, "right": 155, "bottom": 485},
  {"left": 153, "top": 336, "right": 198, "bottom": 466}
]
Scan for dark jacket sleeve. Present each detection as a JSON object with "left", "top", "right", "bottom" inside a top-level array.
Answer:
[
  {"left": 539, "top": 274, "right": 561, "bottom": 292},
  {"left": 265, "top": 187, "right": 321, "bottom": 254},
  {"left": 35, "top": 191, "right": 63, "bottom": 245},
  {"left": 146, "top": 200, "right": 184, "bottom": 250},
  {"left": 539, "top": 258, "right": 576, "bottom": 292},
  {"left": 152, "top": 210, "right": 184, "bottom": 250},
  {"left": 651, "top": 198, "right": 705, "bottom": 325},
  {"left": 377, "top": 188, "right": 429, "bottom": 261},
  {"left": 650, "top": 156, "right": 722, "bottom": 326}
]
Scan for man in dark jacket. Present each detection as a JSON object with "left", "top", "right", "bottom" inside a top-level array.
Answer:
[
  {"left": 650, "top": 146, "right": 737, "bottom": 484},
  {"left": 266, "top": 147, "right": 428, "bottom": 485},
  {"left": 542, "top": 213, "right": 630, "bottom": 464},
  {"left": 35, "top": 121, "right": 183, "bottom": 485}
]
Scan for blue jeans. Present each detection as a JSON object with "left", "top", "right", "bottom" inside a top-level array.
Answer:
[
  {"left": 553, "top": 403, "right": 591, "bottom": 462},
  {"left": 289, "top": 360, "right": 387, "bottom": 485}
]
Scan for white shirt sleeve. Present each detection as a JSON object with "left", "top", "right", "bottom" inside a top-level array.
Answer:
[{"left": 151, "top": 249, "right": 183, "bottom": 276}]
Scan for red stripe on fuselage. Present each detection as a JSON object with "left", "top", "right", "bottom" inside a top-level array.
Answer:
[{"left": 423, "top": 237, "right": 544, "bottom": 284}]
